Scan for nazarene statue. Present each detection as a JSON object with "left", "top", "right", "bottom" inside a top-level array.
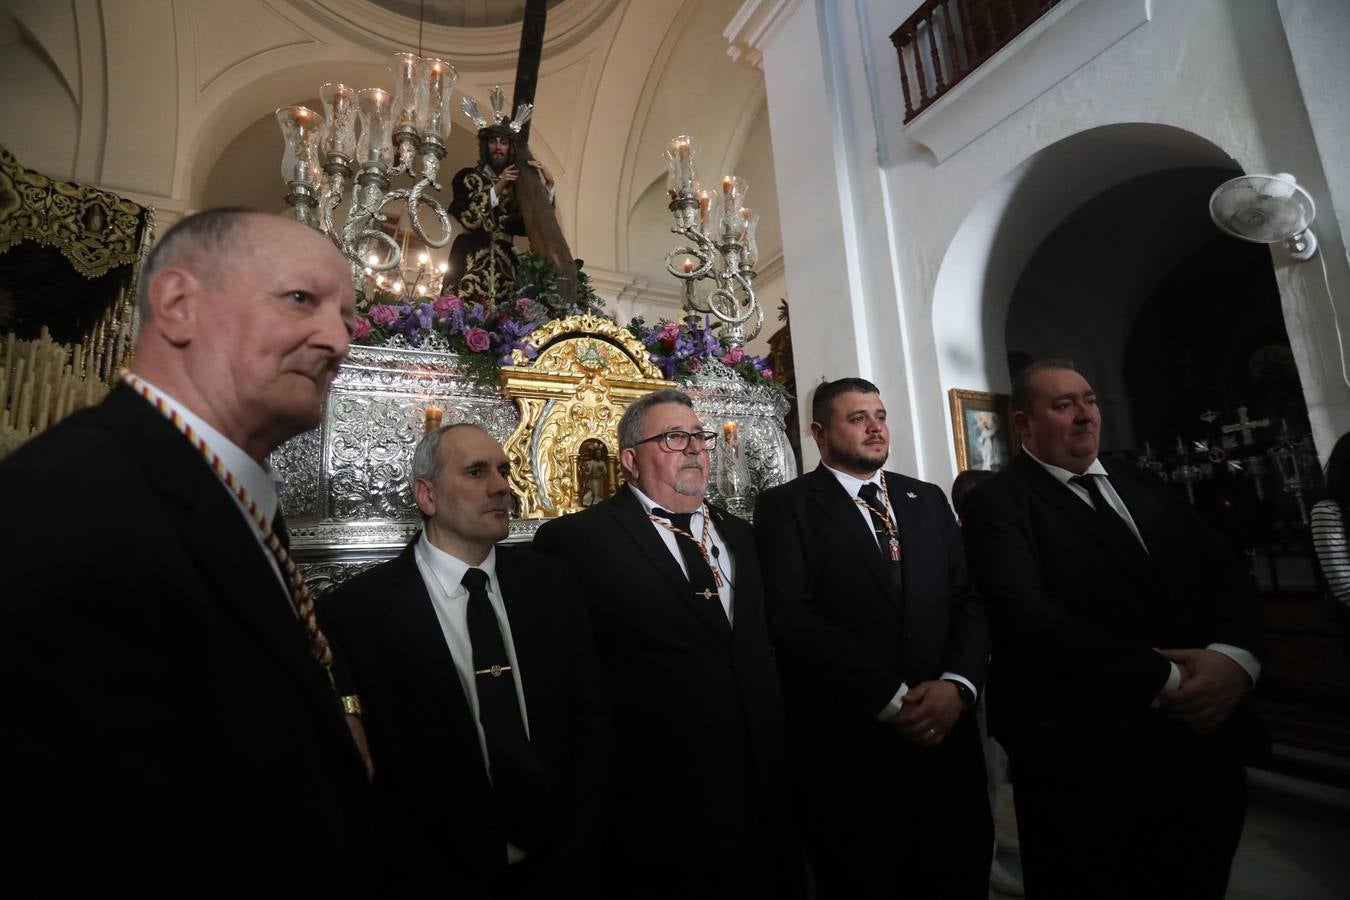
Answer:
[{"left": 448, "top": 87, "right": 555, "bottom": 302}]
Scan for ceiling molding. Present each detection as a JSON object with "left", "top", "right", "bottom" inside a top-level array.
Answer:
[
  {"left": 723, "top": 0, "right": 803, "bottom": 68},
  {"left": 280, "top": 0, "right": 621, "bottom": 67}
]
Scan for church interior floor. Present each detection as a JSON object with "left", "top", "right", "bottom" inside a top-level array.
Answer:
[{"left": 983, "top": 758, "right": 1350, "bottom": 899}]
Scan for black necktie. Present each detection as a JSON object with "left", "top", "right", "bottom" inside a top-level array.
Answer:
[
  {"left": 1069, "top": 475, "right": 1145, "bottom": 553},
  {"left": 654, "top": 508, "right": 722, "bottom": 605},
  {"left": 462, "top": 567, "right": 545, "bottom": 854},
  {"left": 858, "top": 483, "right": 903, "bottom": 593}
]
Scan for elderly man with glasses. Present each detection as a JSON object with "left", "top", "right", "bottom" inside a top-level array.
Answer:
[{"left": 533, "top": 388, "right": 791, "bottom": 900}]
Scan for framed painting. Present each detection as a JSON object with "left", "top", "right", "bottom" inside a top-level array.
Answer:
[{"left": 949, "top": 389, "right": 1017, "bottom": 473}]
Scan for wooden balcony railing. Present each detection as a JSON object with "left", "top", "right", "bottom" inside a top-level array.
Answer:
[{"left": 890, "top": 0, "right": 1062, "bottom": 123}]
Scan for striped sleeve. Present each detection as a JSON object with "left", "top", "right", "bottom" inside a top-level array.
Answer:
[{"left": 1311, "top": 500, "right": 1350, "bottom": 607}]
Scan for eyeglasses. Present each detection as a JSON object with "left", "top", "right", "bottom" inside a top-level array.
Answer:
[{"left": 635, "top": 429, "right": 718, "bottom": 452}]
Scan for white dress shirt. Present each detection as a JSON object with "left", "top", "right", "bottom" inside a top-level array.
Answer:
[
  {"left": 1022, "top": 448, "right": 1261, "bottom": 695},
  {"left": 821, "top": 464, "right": 979, "bottom": 719},
  {"left": 133, "top": 376, "right": 291, "bottom": 608},
  {"left": 629, "top": 486, "right": 735, "bottom": 625},
  {"left": 413, "top": 533, "right": 529, "bottom": 863}
]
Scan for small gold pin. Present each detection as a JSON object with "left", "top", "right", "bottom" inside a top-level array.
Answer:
[
  {"left": 696, "top": 588, "right": 716, "bottom": 600},
  {"left": 475, "top": 664, "right": 511, "bottom": 678},
  {"left": 905, "top": 491, "right": 918, "bottom": 499}
]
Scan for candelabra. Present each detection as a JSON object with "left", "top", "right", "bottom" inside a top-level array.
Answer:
[
  {"left": 1268, "top": 431, "right": 1319, "bottom": 524},
  {"left": 276, "top": 52, "right": 458, "bottom": 284},
  {"left": 363, "top": 236, "right": 449, "bottom": 300},
  {"left": 662, "top": 135, "right": 762, "bottom": 348},
  {"left": 716, "top": 420, "right": 751, "bottom": 517}
]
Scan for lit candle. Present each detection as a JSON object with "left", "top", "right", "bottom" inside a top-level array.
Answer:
[
  {"left": 425, "top": 406, "right": 443, "bottom": 433},
  {"left": 698, "top": 191, "right": 711, "bottom": 231},
  {"left": 682, "top": 259, "right": 695, "bottom": 275},
  {"left": 722, "top": 420, "right": 737, "bottom": 438},
  {"left": 723, "top": 176, "right": 733, "bottom": 198}
]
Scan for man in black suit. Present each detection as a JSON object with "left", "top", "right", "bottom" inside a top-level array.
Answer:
[
  {"left": 319, "top": 423, "right": 612, "bottom": 898},
  {"left": 754, "top": 377, "right": 992, "bottom": 900},
  {"left": 960, "top": 360, "right": 1264, "bottom": 899},
  {"left": 0, "top": 209, "right": 381, "bottom": 895},
  {"left": 532, "top": 388, "right": 788, "bottom": 900}
]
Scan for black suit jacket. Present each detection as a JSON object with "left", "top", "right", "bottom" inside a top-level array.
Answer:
[
  {"left": 0, "top": 383, "right": 381, "bottom": 896},
  {"left": 532, "top": 486, "right": 787, "bottom": 892},
  {"left": 318, "top": 540, "right": 612, "bottom": 898},
  {"left": 753, "top": 466, "right": 990, "bottom": 856},
  {"left": 960, "top": 452, "right": 1266, "bottom": 776},
  {"left": 755, "top": 465, "right": 989, "bottom": 717}
]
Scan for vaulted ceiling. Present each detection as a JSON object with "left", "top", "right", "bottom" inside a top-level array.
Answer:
[{"left": 0, "top": 0, "right": 781, "bottom": 305}]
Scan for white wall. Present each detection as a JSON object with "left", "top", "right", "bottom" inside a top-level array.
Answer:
[{"left": 748, "top": 0, "right": 1350, "bottom": 485}]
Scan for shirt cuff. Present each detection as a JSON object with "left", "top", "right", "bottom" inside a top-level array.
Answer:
[
  {"left": 876, "top": 682, "right": 910, "bottom": 720},
  {"left": 489, "top": 185, "right": 500, "bottom": 207},
  {"left": 1152, "top": 661, "right": 1182, "bottom": 708},
  {"left": 940, "top": 672, "right": 978, "bottom": 705},
  {"left": 1208, "top": 643, "right": 1261, "bottom": 688}
]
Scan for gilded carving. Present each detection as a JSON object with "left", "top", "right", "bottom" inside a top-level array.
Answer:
[
  {"left": 0, "top": 146, "right": 151, "bottom": 279},
  {"left": 501, "top": 314, "right": 673, "bottom": 517}
]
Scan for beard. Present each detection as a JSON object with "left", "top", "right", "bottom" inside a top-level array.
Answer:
[
  {"left": 674, "top": 461, "right": 708, "bottom": 497},
  {"left": 829, "top": 436, "right": 889, "bottom": 475}
]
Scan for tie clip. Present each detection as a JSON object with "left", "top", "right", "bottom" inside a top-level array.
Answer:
[{"left": 475, "top": 664, "right": 511, "bottom": 678}]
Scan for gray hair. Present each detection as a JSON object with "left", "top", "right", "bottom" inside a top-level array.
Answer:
[
  {"left": 617, "top": 388, "right": 695, "bottom": 451},
  {"left": 136, "top": 207, "right": 258, "bottom": 321}
]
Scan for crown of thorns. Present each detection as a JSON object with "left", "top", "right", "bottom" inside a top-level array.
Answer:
[{"left": 461, "top": 85, "right": 533, "bottom": 134}]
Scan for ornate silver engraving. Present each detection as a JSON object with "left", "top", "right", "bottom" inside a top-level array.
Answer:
[{"left": 276, "top": 345, "right": 792, "bottom": 569}]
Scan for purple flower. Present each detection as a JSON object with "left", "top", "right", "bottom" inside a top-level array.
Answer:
[
  {"left": 368, "top": 304, "right": 399, "bottom": 327},
  {"left": 433, "top": 295, "right": 463, "bottom": 314},
  {"left": 464, "top": 326, "right": 491, "bottom": 352},
  {"left": 442, "top": 307, "right": 465, "bottom": 335},
  {"left": 465, "top": 302, "right": 488, "bottom": 325}
]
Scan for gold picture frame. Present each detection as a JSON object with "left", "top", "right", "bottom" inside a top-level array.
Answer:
[{"left": 949, "top": 389, "right": 1018, "bottom": 473}]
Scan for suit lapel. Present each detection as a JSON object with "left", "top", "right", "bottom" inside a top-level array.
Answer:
[
  {"left": 608, "top": 486, "right": 731, "bottom": 642},
  {"left": 1013, "top": 454, "right": 1158, "bottom": 586},
  {"left": 382, "top": 541, "right": 487, "bottom": 766},
  {"left": 108, "top": 385, "right": 352, "bottom": 749},
  {"left": 808, "top": 465, "right": 895, "bottom": 598}
]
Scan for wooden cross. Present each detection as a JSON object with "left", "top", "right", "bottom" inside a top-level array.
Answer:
[
  {"left": 1220, "top": 406, "right": 1271, "bottom": 446},
  {"left": 510, "top": 0, "right": 578, "bottom": 304}
]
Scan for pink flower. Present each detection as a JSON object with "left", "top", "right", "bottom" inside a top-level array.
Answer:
[
  {"left": 761, "top": 367, "right": 773, "bottom": 379},
  {"left": 351, "top": 316, "right": 372, "bottom": 341},
  {"left": 721, "top": 346, "right": 745, "bottom": 365},
  {"left": 515, "top": 298, "right": 534, "bottom": 312},
  {"left": 368, "top": 304, "right": 399, "bottom": 327},
  {"left": 658, "top": 322, "right": 680, "bottom": 342},
  {"left": 433, "top": 294, "right": 464, "bottom": 314},
  {"left": 464, "top": 326, "right": 491, "bottom": 353}
]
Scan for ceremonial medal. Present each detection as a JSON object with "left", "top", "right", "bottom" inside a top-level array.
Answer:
[{"left": 889, "top": 538, "right": 901, "bottom": 561}]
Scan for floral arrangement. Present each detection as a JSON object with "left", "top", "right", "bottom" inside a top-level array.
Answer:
[
  {"left": 352, "top": 251, "right": 605, "bottom": 383},
  {"left": 625, "top": 316, "right": 776, "bottom": 387},
  {"left": 351, "top": 249, "right": 779, "bottom": 391}
]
